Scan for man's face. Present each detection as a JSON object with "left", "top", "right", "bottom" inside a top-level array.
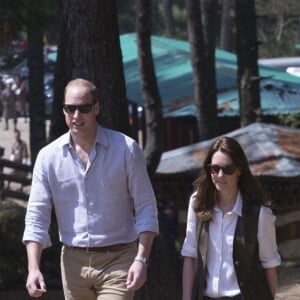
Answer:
[{"left": 63, "top": 85, "right": 99, "bottom": 135}]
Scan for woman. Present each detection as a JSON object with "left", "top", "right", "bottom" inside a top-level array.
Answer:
[{"left": 181, "top": 136, "right": 281, "bottom": 300}]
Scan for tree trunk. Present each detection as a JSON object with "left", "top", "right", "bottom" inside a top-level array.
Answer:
[
  {"left": 186, "top": 0, "right": 218, "bottom": 141},
  {"left": 162, "top": 0, "right": 176, "bottom": 37},
  {"left": 27, "top": 0, "right": 46, "bottom": 164},
  {"left": 220, "top": 0, "right": 235, "bottom": 52},
  {"left": 135, "top": 0, "right": 163, "bottom": 176},
  {"left": 49, "top": 0, "right": 130, "bottom": 141},
  {"left": 134, "top": 2, "right": 181, "bottom": 300},
  {"left": 235, "top": 0, "right": 261, "bottom": 127},
  {"left": 201, "top": 0, "right": 218, "bottom": 138},
  {"left": 48, "top": 1, "right": 68, "bottom": 141},
  {"left": 134, "top": 234, "right": 182, "bottom": 300}
]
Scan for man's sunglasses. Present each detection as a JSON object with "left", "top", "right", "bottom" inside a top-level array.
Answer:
[
  {"left": 207, "top": 164, "right": 237, "bottom": 176},
  {"left": 63, "top": 102, "right": 97, "bottom": 114}
]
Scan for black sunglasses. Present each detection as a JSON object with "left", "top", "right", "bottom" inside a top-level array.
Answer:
[
  {"left": 63, "top": 102, "right": 96, "bottom": 114},
  {"left": 207, "top": 164, "right": 237, "bottom": 175}
]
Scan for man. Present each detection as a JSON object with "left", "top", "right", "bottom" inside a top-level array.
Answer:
[{"left": 23, "top": 78, "right": 158, "bottom": 300}]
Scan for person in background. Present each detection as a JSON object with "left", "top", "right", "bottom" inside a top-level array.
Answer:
[
  {"left": 23, "top": 78, "right": 158, "bottom": 300},
  {"left": 1, "top": 79, "right": 17, "bottom": 130},
  {"left": 0, "top": 75, "right": 5, "bottom": 122},
  {"left": 10, "top": 128, "right": 29, "bottom": 164},
  {"left": 181, "top": 136, "right": 281, "bottom": 300},
  {"left": 9, "top": 128, "right": 29, "bottom": 190},
  {"left": 14, "top": 73, "right": 28, "bottom": 122}
]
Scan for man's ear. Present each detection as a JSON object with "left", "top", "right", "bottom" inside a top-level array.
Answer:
[{"left": 95, "top": 101, "right": 100, "bottom": 116}]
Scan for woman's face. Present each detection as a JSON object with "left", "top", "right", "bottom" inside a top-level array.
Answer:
[{"left": 209, "top": 150, "right": 241, "bottom": 193}]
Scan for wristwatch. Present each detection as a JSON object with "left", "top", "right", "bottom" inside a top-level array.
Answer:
[{"left": 134, "top": 256, "right": 149, "bottom": 267}]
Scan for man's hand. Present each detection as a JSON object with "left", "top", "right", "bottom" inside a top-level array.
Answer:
[
  {"left": 26, "top": 269, "right": 47, "bottom": 297},
  {"left": 126, "top": 260, "right": 147, "bottom": 291}
]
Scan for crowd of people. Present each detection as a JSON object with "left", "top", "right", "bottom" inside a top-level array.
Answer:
[{"left": 0, "top": 73, "right": 28, "bottom": 131}]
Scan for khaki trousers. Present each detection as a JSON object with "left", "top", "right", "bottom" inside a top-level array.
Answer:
[{"left": 61, "top": 242, "right": 137, "bottom": 300}]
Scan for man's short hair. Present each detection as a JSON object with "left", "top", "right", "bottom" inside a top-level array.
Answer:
[{"left": 64, "top": 78, "right": 98, "bottom": 103}]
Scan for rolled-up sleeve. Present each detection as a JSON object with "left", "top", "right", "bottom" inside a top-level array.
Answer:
[
  {"left": 22, "top": 149, "right": 53, "bottom": 249},
  {"left": 128, "top": 142, "right": 159, "bottom": 235},
  {"left": 181, "top": 193, "right": 198, "bottom": 258},
  {"left": 258, "top": 206, "right": 281, "bottom": 268}
]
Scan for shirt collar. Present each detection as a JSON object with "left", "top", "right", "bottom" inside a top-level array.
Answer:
[
  {"left": 232, "top": 191, "right": 243, "bottom": 217},
  {"left": 95, "top": 124, "right": 108, "bottom": 147},
  {"left": 57, "top": 124, "right": 109, "bottom": 148},
  {"left": 214, "top": 191, "right": 243, "bottom": 216}
]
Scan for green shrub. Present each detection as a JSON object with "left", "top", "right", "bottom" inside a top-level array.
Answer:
[
  {"left": 0, "top": 201, "right": 61, "bottom": 290},
  {"left": 0, "top": 202, "right": 27, "bottom": 289},
  {"left": 278, "top": 113, "right": 300, "bottom": 129}
]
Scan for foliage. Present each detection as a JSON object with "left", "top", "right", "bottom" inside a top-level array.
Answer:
[
  {"left": 1, "top": 0, "right": 299, "bottom": 58},
  {"left": 116, "top": 0, "right": 135, "bottom": 34},
  {"left": 0, "top": 201, "right": 61, "bottom": 290},
  {"left": 116, "top": 0, "right": 300, "bottom": 58},
  {"left": 256, "top": 0, "right": 300, "bottom": 57},
  {"left": 117, "top": 0, "right": 187, "bottom": 38},
  {"left": 277, "top": 113, "right": 300, "bottom": 129},
  {"left": 172, "top": 3, "right": 188, "bottom": 39},
  {"left": 0, "top": 0, "right": 59, "bottom": 45},
  {"left": 0, "top": 202, "right": 27, "bottom": 289}
]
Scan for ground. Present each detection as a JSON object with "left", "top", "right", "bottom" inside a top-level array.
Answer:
[{"left": 0, "top": 259, "right": 299, "bottom": 300}]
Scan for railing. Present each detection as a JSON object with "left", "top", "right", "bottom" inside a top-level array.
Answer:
[{"left": 0, "top": 158, "right": 33, "bottom": 201}]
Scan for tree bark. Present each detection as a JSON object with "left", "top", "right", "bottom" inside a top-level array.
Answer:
[
  {"left": 135, "top": 0, "right": 163, "bottom": 176},
  {"left": 134, "top": 234, "right": 182, "bottom": 300},
  {"left": 186, "top": 0, "right": 218, "bottom": 141},
  {"left": 162, "top": 0, "right": 176, "bottom": 37},
  {"left": 49, "top": 0, "right": 130, "bottom": 141},
  {"left": 27, "top": 0, "right": 46, "bottom": 163},
  {"left": 220, "top": 0, "right": 235, "bottom": 52},
  {"left": 235, "top": 0, "right": 261, "bottom": 126},
  {"left": 134, "top": 2, "right": 180, "bottom": 300}
]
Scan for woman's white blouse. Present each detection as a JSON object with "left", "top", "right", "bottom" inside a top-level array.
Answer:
[{"left": 181, "top": 192, "right": 281, "bottom": 297}]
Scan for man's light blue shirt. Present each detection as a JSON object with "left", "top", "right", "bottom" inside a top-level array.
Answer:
[{"left": 23, "top": 125, "right": 158, "bottom": 248}]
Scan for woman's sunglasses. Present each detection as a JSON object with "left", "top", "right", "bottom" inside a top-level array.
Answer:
[
  {"left": 63, "top": 102, "right": 96, "bottom": 114},
  {"left": 207, "top": 164, "right": 237, "bottom": 175}
]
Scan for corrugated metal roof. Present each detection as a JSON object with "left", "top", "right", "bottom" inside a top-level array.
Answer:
[
  {"left": 217, "top": 79, "right": 300, "bottom": 116},
  {"left": 156, "top": 122, "right": 300, "bottom": 177},
  {"left": 121, "top": 33, "right": 300, "bottom": 117},
  {"left": 259, "top": 57, "right": 300, "bottom": 71}
]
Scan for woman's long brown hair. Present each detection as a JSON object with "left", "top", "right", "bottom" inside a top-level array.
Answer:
[{"left": 193, "top": 136, "right": 270, "bottom": 221}]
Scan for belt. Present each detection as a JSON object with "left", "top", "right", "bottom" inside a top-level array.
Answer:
[
  {"left": 64, "top": 243, "right": 129, "bottom": 253},
  {"left": 203, "top": 294, "right": 242, "bottom": 300}
]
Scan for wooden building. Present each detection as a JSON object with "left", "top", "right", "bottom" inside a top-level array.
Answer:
[{"left": 153, "top": 123, "right": 300, "bottom": 259}]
